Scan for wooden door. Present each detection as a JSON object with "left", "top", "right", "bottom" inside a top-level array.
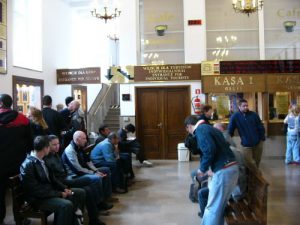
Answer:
[
  {"left": 71, "top": 85, "right": 87, "bottom": 115},
  {"left": 136, "top": 86, "right": 190, "bottom": 159}
]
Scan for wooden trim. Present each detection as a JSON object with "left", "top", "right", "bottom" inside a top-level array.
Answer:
[{"left": 12, "top": 76, "right": 44, "bottom": 110}]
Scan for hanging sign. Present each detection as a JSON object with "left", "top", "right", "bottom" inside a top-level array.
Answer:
[{"left": 57, "top": 67, "right": 101, "bottom": 84}]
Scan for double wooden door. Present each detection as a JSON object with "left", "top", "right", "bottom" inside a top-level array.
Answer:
[{"left": 136, "top": 86, "right": 190, "bottom": 159}]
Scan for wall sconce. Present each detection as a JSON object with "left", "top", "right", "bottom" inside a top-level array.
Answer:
[
  {"left": 283, "top": 21, "right": 296, "bottom": 33},
  {"left": 155, "top": 25, "right": 168, "bottom": 36}
]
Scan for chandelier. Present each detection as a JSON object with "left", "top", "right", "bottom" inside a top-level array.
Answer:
[
  {"left": 232, "top": 0, "right": 263, "bottom": 16},
  {"left": 91, "top": 7, "right": 121, "bottom": 23}
]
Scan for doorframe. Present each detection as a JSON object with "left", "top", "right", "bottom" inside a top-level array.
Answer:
[
  {"left": 135, "top": 85, "right": 191, "bottom": 159},
  {"left": 12, "top": 75, "right": 44, "bottom": 111}
]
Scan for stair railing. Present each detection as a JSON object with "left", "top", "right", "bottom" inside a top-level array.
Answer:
[{"left": 87, "top": 83, "right": 119, "bottom": 133}]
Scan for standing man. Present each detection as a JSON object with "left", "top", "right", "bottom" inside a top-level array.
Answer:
[
  {"left": 60, "top": 96, "right": 74, "bottom": 127},
  {"left": 228, "top": 99, "right": 265, "bottom": 168},
  {"left": 0, "top": 94, "right": 32, "bottom": 224},
  {"left": 185, "top": 116, "right": 239, "bottom": 225},
  {"left": 42, "top": 95, "right": 65, "bottom": 137}
]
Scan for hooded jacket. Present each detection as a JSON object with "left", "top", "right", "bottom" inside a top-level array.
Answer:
[{"left": 0, "top": 108, "right": 32, "bottom": 174}]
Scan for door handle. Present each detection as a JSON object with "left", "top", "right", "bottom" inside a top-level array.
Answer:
[{"left": 157, "top": 123, "right": 163, "bottom": 128}]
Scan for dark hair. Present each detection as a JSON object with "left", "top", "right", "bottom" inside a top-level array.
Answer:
[
  {"left": 200, "top": 104, "right": 212, "bottom": 114},
  {"left": 238, "top": 99, "right": 248, "bottom": 106},
  {"left": 0, "top": 94, "right": 13, "bottom": 108},
  {"left": 65, "top": 96, "right": 74, "bottom": 106},
  {"left": 184, "top": 115, "right": 199, "bottom": 127},
  {"left": 43, "top": 95, "right": 52, "bottom": 106},
  {"left": 48, "top": 135, "right": 59, "bottom": 142},
  {"left": 34, "top": 136, "right": 50, "bottom": 152},
  {"left": 98, "top": 124, "right": 108, "bottom": 133},
  {"left": 125, "top": 123, "right": 135, "bottom": 133},
  {"left": 107, "top": 132, "right": 118, "bottom": 141}
]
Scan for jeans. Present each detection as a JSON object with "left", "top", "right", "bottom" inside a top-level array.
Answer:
[
  {"left": 285, "top": 133, "right": 300, "bottom": 163},
  {"left": 37, "top": 197, "right": 79, "bottom": 225},
  {"left": 94, "top": 161, "right": 125, "bottom": 189},
  {"left": 201, "top": 165, "right": 239, "bottom": 225}
]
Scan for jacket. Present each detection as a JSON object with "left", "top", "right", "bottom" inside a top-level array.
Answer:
[
  {"left": 20, "top": 155, "right": 66, "bottom": 204},
  {"left": 194, "top": 124, "right": 236, "bottom": 173},
  {"left": 0, "top": 109, "right": 32, "bottom": 174},
  {"left": 228, "top": 110, "right": 265, "bottom": 147},
  {"left": 62, "top": 141, "right": 98, "bottom": 176},
  {"left": 30, "top": 121, "right": 50, "bottom": 139},
  {"left": 91, "top": 138, "right": 116, "bottom": 165},
  {"left": 63, "top": 110, "right": 86, "bottom": 146},
  {"left": 42, "top": 107, "right": 65, "bottom": 137},
  {"left": 45, "top": 152, "right": 68, "bottom": 181}
]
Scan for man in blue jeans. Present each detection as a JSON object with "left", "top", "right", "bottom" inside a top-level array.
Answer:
[
  {"left": 91, "top": 132, "right": 129, "bottom": 193},
  {"left": 185, "top": 116, "right": 239, "bottom": 225}
]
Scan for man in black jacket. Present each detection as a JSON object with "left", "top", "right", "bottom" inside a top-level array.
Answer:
[
  {"left": 20, "top": 136, "right": 85, "bottom": 225},
  {"left": 42, "top": 95, "right": 65, "bottom": 137},
  {"left": 45, "top": 135, "right": 108, "bottom": 225},
  {"left": 0, "top": 94, "right": 32, "bottom": 224}
]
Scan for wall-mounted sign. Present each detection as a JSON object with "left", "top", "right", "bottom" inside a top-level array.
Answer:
[
  {"left": 220, "top": 60, "right": 300, "bottom": 74},
  {"left": 188, "top": 19, "right": 202, "bottom": 25},
  {"left": 267, "top": 74, "right": 300, "bottom": 92},
  {"left": 202, "top": 75, "right": 266, "bottom": 93},
  {"left": 57, "top": 67, "right": 101, "bottom": 84},
  {"left": 134, "top": 64, "right": 201, "bottom": 82}
]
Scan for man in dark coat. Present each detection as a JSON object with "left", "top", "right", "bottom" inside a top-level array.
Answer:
[
  {"left": 0, "top": 94, "right": 32, "bottom": 223},
  {"left": 42, "top": 95, "right": 65, "bottom": 137}
]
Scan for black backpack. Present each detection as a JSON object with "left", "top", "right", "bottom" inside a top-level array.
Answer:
[{"left": 189, "top": 174, "right": 208, "bottom": 203}]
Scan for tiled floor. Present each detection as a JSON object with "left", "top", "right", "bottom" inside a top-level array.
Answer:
[{"left": 2, "top": 158, "right": 300, "bottom": 225}]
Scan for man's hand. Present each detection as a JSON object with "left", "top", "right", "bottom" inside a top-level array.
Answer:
[
  {"left": 197, "top": 169, "right": 205, "bottom": 177},
  {"left": 64, "top": 189, "right": 73, "bottom": 196},
  {"left": 207, "top": 170, "right": 214, "bottom": 177},
  {"left": 61, "top": 192, "right": 68, "bottom": 198},
  {"left": 96, "top": 172, "right": 107, "bottom": 177}
]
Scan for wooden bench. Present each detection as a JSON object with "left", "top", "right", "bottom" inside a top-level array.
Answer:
[
  {"left": 9, "top": 175, "right": 50, "bottom": 225},
  {"left": 225, "top": 165, "right": 269, "bottom": 225}
]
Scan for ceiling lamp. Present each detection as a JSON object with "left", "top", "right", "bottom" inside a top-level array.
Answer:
[
  {"left": 91, "top": 7, "right": 121, "bottom": 23},
  {"left": 232, "top": 0, "right": 263, "bottom": 16}
]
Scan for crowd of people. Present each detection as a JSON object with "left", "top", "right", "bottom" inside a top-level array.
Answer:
[{"left": 0, "top": 93, "right": 152, "bottom": 225}]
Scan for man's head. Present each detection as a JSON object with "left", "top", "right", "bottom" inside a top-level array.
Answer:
[
  {"left": 98, "top": 124, "right": 111, "bottom": 137},
  {"left": 184, "top": 115, "right": 199, "bottom": 134},
  {"left": 65, "top": 96, "right": 74, "bottom": 107},
  {"left": 200, "top": 104, "right": 213, "bottom": 118},
  {"left": 73, "top": 131, "right": 87, "bottom": 147},
  {"left": 107, "top": 132, "right": 119, "bottom": 145},
  {"left": 34, "top": 135, "right": 50, "bottom": 156},
  {"left": 213, "top": 123, "right": 226, "bottom": 132},
  {"left": 43, "top": 95, "right": 52, "bottom": 107},
  {"left": 48, "top": 135, "right": 60, "bottom": 153},
  {"left": 69, "top": 100, "right": 80, "bottom": 112},
  {"left": 0, "top": 94, "right": 13, "bottom": 109},
  {"left": 238, "top": 99, "right": 249, "bottom": 113},
  {"left": 125, "top": 124, "right": 135, "bottom": 133}
]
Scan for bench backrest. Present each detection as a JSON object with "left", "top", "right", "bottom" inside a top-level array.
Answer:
[{"left": 245, "top": 166, "right": 269, "bottom": 225}]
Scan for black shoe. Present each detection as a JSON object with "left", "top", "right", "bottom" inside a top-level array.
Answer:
[
  {"left": 98, "top": 202, "right": 113, "bottom": 211},
  {"left": 113, "top": 187, "right": 127, "bottom": 194}
]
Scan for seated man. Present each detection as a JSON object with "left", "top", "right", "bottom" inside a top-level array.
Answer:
[
  {"left": 45, "top": 135, "right": 108, "bottom": 225},
  {"left": 118, "top": 124, "right": 153, "bottom": 170},
  {"left": 91, "top": 133, "right": 128, "bottom": 193},
  {"left": 62, "top": 131, "right": 113, "bottom": 208},
  {"left": 20, "top": 136, "right": 85, "bottom": 225},
  {"left": 95, "top": 124, "right": 111, "bottom": 145}
]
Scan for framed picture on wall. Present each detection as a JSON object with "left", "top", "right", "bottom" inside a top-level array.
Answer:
[
  {"left": 0, "top": 0, "right": 7, "bottom": 74},
  {"left": 22, "top": 91, "right": 28, "bottom": 103}
]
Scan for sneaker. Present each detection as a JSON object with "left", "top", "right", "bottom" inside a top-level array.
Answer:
[{"left": 142, "top": 160, "right": 153, "bottom": 167}]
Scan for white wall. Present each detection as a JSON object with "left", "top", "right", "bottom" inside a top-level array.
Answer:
[
  {"left": 184, "top": 0, "right": 207, "bottom": 62},
  {"left": 120, "top": 82, "right": 204, "bottom": 116}
]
